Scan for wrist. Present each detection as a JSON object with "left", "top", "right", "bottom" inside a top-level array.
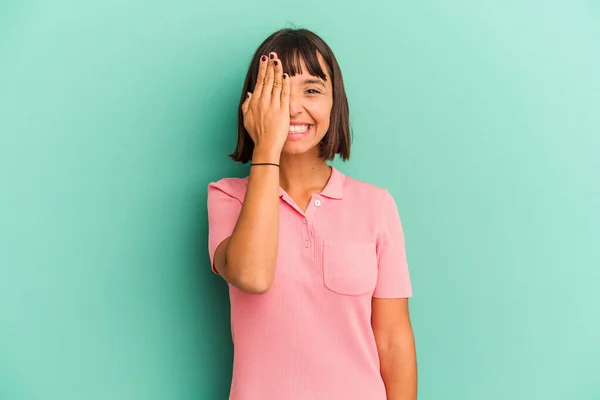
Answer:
[{"left": 252, "top": 146, "right": 281, "bottom": 164}]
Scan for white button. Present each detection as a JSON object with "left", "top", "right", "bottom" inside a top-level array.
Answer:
[
  {"left": 314, "top": 199, "right": 321, "bottom": 207},
  {"left": 303, "top": 218, "right": 307, "bottom": 224},
  {"left": 304, "top": 241, "right": 311, "bottom": 248}
]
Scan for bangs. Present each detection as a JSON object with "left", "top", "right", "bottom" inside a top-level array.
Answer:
[{"left": 269, "top": 35, "right": 328, "bottom": 81}]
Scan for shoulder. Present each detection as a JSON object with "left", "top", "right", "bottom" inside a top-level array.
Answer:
[
  {"left": 341, "top": 173, "right": 404, "bottom": 239},
  {"left": 341, "top": 173, "right": 393, "bottom": 207},
  {"left": 207, "top": 176, "right": 249, "bottom": 201}
]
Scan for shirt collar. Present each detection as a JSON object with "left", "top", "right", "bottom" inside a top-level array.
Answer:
[{"left": 278, "top": 165, "right": 344, "bottom": 199}]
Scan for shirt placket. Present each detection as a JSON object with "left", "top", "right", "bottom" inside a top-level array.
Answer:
[{"left": 301, "top": 195, "right": 322, "bottom": 259}]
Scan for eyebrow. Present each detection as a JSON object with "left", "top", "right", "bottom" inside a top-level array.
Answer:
[{"left": 304, "top": 78, "right": 327, "bottom": 88}]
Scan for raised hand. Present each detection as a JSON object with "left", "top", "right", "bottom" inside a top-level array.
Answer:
[{"left": 241, "top": 52, "right": 291, "bottom": 157}]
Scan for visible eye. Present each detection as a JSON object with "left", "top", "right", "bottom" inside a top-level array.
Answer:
[{"left": 306, "top": 89, "right": 321, "bottom": 94}]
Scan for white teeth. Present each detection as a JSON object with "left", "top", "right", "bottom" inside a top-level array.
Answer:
[{"left": 288, "top": 125, "right": 310, "bottom": 133}]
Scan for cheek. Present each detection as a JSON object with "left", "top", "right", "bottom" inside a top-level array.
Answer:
[{"left": 307, "top": 100, "right": 333, "bottom": 125}]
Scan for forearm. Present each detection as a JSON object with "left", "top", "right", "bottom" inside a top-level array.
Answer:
[
  {"left": 225, "top": 147, "right": 280, "bottom": 292},
  {"left": 379, "top": 337, "right": 417, "bottom": 400}
]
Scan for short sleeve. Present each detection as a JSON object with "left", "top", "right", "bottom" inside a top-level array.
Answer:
[
  {"left": 207, "top": 179, "right": 243, "bottom": 274},
  {"left": 373, "top": 189, "right": 413, "bottom": 298}
]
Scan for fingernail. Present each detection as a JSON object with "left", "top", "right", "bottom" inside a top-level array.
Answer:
[
  {"left": 261, "top": 55, "right": 267, "bottom": 62},
  {"left": 283, "top": 74, "right": 287, "bottom": 79},
  {"left": 246, "top": 92, "right": 250, "bottom": 98},
  {"left": 274, "top": 60, "right": 278, "bottom": 66},
  {"left": 269, "top": 53, "right": 275, "bottom": 59}
]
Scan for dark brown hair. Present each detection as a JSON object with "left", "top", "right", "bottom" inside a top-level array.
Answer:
[{"left": 229, "top": 28, "right": 351, "bottom": 163}]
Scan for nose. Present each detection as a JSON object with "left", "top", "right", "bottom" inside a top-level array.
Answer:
[{"left": 288, "top": 89, "right": 303, "bottom": 118}]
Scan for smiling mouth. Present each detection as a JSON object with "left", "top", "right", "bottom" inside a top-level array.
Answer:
[{"left": 288, "top": 124, "right": 312, "bottom": 134}]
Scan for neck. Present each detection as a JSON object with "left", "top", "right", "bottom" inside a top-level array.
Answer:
[{"left": 279, "top": 152, "right": 332, "bottom": 196}]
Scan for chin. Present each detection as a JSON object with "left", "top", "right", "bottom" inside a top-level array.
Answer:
[{"left": 281, "top": 141, "right": 320, "bottom": 156}]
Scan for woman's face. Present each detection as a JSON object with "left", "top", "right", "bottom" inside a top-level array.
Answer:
[{"left": 281, "top": 52, "right": 334, "bottom": 158}]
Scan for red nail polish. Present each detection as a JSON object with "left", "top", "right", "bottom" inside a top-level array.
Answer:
[
  {"left": 269, "top": 54, "right": 275, "bottom": 59},
  {"left": 261, "top": 56, "right": 267, "bottom": 62},
  {"left": 283, "top": 74, "right": 287, "bottom": 79},
  {"left": 274, "top": 60, "right": 278, "bottom": 66}
]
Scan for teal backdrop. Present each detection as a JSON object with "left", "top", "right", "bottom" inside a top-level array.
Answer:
[{"left": 1, "top": 1, "right": 599, "bottom": 399}]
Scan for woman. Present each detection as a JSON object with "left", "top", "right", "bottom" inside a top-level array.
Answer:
[{"left": 207, "top": 28, "right": 417, "bottom": 400}]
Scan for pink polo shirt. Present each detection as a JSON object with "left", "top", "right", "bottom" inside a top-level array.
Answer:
[{"left": 207, "top": 165, "right": 412, "bottom": 400}]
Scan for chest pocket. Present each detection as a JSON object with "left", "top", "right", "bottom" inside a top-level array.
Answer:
[{"left": 322, "top": 241, "right": 378, "bottom": 296}]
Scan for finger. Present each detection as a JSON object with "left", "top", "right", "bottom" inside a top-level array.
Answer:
[
  {"left": 271, "top": 55, "right": 283, "bottom": 106},
  {"left": 280, "top": 73, "right": 290, "bottom": 110},
  {"left": 241, "top": 92, "right": 251, "bottom": 115},
  {"left": 253, "top": 55, "right": 268, "bottom": 99},
  {"left": 261, "top": 53, "right": 275, "bottom": 104}
]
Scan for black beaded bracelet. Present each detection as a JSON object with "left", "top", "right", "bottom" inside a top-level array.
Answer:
[{"left": 250, "top": 162, "right": 280, "bottom": 167}]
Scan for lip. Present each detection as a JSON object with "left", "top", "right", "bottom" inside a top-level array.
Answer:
[{"left": 287, "top": 124, "right": 312, "bottom": 139}]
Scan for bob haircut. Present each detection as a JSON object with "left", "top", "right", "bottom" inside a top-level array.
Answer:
[{"left": 229, "top": 28, "right": 351, "bottom": 163}]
